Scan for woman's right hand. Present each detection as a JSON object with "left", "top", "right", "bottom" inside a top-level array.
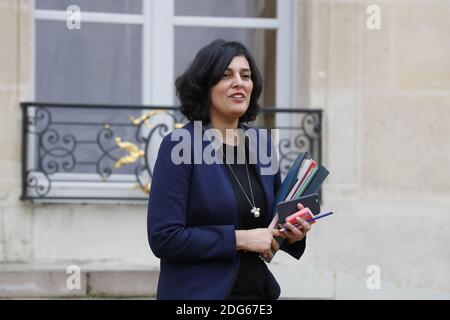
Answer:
[{"left": 236, "top": 228, "right": 281, "bottom": 254}]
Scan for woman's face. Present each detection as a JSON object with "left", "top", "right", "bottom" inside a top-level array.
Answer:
[{"left": 210, "top": 55, "right": 253, "bottom": 123}]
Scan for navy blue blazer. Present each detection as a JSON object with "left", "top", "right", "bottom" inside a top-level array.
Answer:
[{"left": 147, "top": 122, "right": 306, "bottom": 300}]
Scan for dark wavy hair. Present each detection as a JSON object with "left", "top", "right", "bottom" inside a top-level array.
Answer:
[{"left": 175, "top": 39, "right": 263, "bottom": 124}]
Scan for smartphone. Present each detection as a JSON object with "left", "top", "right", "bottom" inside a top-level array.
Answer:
[{"left": 276, "top": 193, "right": 320, "bottom": 224}]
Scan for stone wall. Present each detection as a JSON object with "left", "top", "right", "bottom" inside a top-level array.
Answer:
[{"left": 273, "top": 0, "right": 450, "bottom": 298}]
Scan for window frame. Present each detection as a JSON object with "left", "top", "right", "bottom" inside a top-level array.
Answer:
[{"left": 28, "top": 0, "right": 295, "bottom": 203}]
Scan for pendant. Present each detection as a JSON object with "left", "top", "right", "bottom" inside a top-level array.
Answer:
[{"left": 251, "top": 207, "right": 260, "bottom": 218}]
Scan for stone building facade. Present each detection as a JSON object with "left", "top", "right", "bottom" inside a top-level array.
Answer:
[{"left": 0, "top": 0, "right": 449, "bottom": 298}]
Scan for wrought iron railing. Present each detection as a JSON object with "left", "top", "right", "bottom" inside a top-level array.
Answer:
[{"left": 21, "top": 102, "right": 322, "bottom": 202}]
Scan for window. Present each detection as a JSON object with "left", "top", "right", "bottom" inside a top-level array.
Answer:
[{"left": 29, "top": 0, "right": 294, "bottom": 202}]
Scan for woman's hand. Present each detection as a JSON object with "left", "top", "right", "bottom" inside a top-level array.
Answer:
[
  {"left": 236, "top": 228, "right": 280, "bottom": 255},
  {"left": 278, "top": 203, "right": 312, "bottom": 244}
]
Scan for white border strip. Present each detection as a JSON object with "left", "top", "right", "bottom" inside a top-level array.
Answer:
[
  {"left": 30, "top": 0, "right": 36, "bottom": 101},
  {"left": 34, "top": 10, "right": 145, "bottom": 24},
  {"left": 173, "top": 16, "right": 279, "bottom": 29},
  {"left": 150, "top": 0, "right": 174, "bottom": 105},
  {"left": 276, "top": 0, "right": 293, "bottom": 109},
  {"left": 142, "top": 1, "right": 152, "bottom": 104}
]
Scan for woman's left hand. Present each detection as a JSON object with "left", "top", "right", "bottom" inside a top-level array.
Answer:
[{"left": 278, "top": 203, "right": 311, "bottom": 244}]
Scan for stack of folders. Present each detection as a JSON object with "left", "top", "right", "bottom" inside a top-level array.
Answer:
[{"left": 263, "top": 152, "right": 329, "bottom": 263}]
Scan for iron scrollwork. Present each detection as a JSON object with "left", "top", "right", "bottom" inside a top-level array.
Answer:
[
  {"left": 21, "top": 103, "right": 321, "bottom": 201},
  {"left": 277, "top": 112, "right": 321, "bottom": 177}
]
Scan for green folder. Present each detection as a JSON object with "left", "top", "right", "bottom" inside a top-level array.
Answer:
[{"left": 272, "top": 152, "right": 307, "bottom": 215}]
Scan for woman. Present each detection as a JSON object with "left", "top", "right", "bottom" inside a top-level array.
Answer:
[{"left": 147, "top": 39, "right": 311, "bottom": 300}]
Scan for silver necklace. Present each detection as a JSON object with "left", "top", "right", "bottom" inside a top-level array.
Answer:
[{"left": 226, "top": 161, "right": 261, "bottom": 218}]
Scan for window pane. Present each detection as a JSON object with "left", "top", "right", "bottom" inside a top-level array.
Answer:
[
  {"left": 174, "top": 27, "right": 276, "bottom": 111},
  {"left": 36, "top": 0, "right": 142, "bottom": 14},
  {"left": 36, "top": 21, "right": 142, "bottom": 105},
  {"left": 35, "top": 21, "right": 143, "bottom": 175},
  {"left": 175, "top": 0, "right": 276, "bottom": 18}
]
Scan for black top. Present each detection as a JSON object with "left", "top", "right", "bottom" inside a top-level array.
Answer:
[{"left": 222, "top": 142, "right": 270, "bottom": 299}]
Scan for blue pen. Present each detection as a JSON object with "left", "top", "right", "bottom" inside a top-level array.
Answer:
[{"left": 279, "top": 211, "right": 335, "bottom": 232}]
